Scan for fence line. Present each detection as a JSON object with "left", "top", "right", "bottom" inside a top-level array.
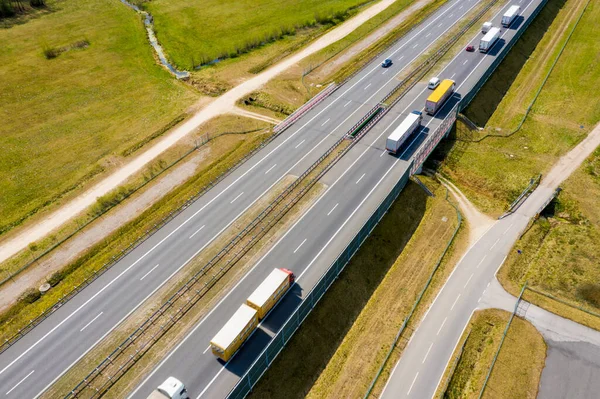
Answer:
[
  {"left": 273, "top": 83, "right": 338, "bottom": 134},
  {"left": 478, "top": 283, "right": 527, "bottom": 399},
  {"left": 526, "top": 286, "right": 600, "bottom": 320},
  {"left": 363, "top": 186, "right": 462, "bottom": 398}
]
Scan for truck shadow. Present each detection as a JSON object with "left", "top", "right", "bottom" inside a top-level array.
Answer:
[{"left": 238, "top": 181, "right": 429, "bottom": 398}]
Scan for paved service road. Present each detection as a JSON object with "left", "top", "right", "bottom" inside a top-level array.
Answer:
[
  {"left": 381, "top": 91, "right": 600, "bottom": 399},
  {"left": 0, "top": 0, "right": 487, "bottom": 397},
  {"left": 129, "top": 0, "right": 552, "bottom": 396}
]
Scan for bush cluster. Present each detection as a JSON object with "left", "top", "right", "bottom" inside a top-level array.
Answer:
[{"left": 0, "top": 0, "right": 45, "bottom": 19}]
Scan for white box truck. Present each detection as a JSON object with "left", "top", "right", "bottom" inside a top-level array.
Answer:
[
  {"left": 386, "top": 111, "right": 422, "bottom": 154},
  {"left": 479, "top": 27, "right": 500, "bottom": 53},
  {"left": 482, "top": 21, "right": 492, "bottom": 33},
  {"left": 502, "top": 5, "right": 520, "bottom": 27}
]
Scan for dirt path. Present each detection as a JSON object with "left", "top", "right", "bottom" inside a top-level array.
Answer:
[
  {"left": 437, "top": 174, "right": 495, "bottom": 246},
  {"left": 231, "top": 107, "right": 282, "bottom": 125},
  {"left": 540, "top": 122, "right": 600, "bottom": 191},
  {"left": 0, "top": 149, "right": 210, "bottom": 312},
  {"left": 0, "top": 0, "right": 406, "bottom": 264}
]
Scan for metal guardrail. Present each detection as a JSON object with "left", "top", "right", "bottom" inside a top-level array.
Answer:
[
  {"left": 499, "top": 174, "right": 541, "bottom": 219},
  {"left": 227, "top": 163, "right": 413, "bottom": 399},
  {"left": 273, "top": 83, "right": 338, "bottom": 134}
]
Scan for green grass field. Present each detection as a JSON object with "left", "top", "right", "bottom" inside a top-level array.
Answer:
[
  {"left": 142, "top": 0, "right": 373, "bottom": 69},
  {"left": 441, "top": 309, "right": 546, "bottom": 399},
  {"left": 435, "top": 0, "right": 599, "bottom": 215},
  {"left": 0, "top": 0, "right": 198, "bottom": 234}
]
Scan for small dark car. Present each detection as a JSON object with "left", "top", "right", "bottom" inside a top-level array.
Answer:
[
  {"left": 466, "top": 45, "right": 475, "bottom": 52},
  {"left": 382, "top": 58, "right": 392, "bottom": 68}
]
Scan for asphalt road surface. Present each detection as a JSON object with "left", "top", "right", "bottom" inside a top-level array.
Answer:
[
  {"left": 0, "top": 0, "right": 491, "bottom": 397},
  {"left": 129, "top": 0, "right": 550, "bottom": 397}
]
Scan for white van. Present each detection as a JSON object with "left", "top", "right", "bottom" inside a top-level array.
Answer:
[
  {"left": 427, "top": 77, "right": 440, "bottom": 90},
  {"left": 147, "top": 377, "right": 189, "bottom": 399}
]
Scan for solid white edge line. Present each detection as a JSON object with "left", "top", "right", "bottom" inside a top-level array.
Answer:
[
  {"left": 430, "top": 309, "right": 475, "bottom": 398},
  {"left": 6, "top": 370, "right": 35, "bottom": 395},
  {"left": 79, "top": 312, "right": 104, "bottom": 333}
]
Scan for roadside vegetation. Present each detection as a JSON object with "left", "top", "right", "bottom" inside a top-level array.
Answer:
[
  {"left": 438, "top": 309, "right": 546, "bottom": 399},
  {"left": 0, "top": 0, "right": 198, "bottom": 236},
  {"left": 498, "top": 146, "right": 600, "bottom": 331},
  {"left": 248, "top": 177, "right": 468, "bottom": 398},
  {"left": 0, "top": 115, "right": 271, "bottom": 344},
  {"left": 433, "top": 0, "right": 599, "bottom": 216}
]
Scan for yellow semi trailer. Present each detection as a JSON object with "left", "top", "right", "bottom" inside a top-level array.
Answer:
[
  {"left": 210, "top": 304, "right": 258, "bottom": 362},
  {"left": 210, "top": 268, "right": 295, "bottom": 362},
  {"left": 246, "top": 268, "right": 295, "bottom": 319}
]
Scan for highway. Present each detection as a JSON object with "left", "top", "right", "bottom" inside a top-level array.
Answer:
[
  {"left": 0, "top": 0, "right": 487, "bottom": 397},
  {"left": 129, "top": 0, "right": 548, "bottom": 396}
]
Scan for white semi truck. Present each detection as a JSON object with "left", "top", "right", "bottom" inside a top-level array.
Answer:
[
  {"left": 502, "top": 5, "right": 520, "bottom": 27},
  {"left": 479, "top": 27, "right": 500, "bottom": 53},
  {"left": 385, "top": 111, "right": 422, "bottom": 154}
]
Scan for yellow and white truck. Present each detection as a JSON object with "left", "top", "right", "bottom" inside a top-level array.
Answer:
[{"left": 210, "top": 268, "right": 295, "bottom": 362}]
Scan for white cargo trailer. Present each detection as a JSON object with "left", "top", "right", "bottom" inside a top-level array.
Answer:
[
  {"left": 502, "top": 5, "right": 520, "bottom": 27},
  {"left": 479, "top": 27, "right": 500, "bottom": 53},
  {"left": 386, "top": 111, "right": 422, "bottom": 154}
]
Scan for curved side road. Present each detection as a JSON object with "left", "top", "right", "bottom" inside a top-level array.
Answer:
[{"left": 380, "top": 119, "right": 600, "bottom": 398}]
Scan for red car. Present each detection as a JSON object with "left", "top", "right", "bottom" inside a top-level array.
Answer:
[{"left": 466, "top": 45, "right": 475, "bottom": 52}]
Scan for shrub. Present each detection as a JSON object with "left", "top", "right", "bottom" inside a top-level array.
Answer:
[
  {"left": 577, "top": 283, "right": 600, "bottom": 308},
  {"left": 47, "top": 271, "right": 65, "bottom": 287},
  {"left": 21, "top": 288, "right": 41, "bottom": 304}
]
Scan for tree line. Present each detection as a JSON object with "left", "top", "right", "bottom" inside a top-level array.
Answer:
[{"left": 0, "top": 0, "right": 46, "bottom": 19}]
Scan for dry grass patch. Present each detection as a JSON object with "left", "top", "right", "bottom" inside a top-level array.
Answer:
[{"left": 438, "top": 309, "right": 546, "bottom": 399}]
